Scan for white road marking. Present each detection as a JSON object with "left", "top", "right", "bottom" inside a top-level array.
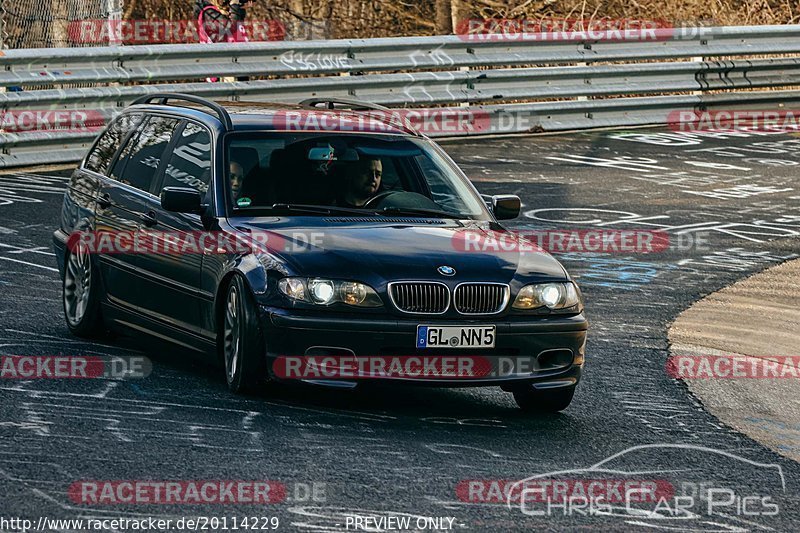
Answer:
[{"left": 0, "top": 255, "right": 58, "bottom": 271}]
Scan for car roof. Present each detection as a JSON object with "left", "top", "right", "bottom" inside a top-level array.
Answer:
[{"left": 130, "top": 99, "right": 416, "bottom": 137}]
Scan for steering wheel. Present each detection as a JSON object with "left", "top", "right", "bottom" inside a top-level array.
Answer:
[{"left": 362, "top": 190, "right": 398, "bottom": 209}]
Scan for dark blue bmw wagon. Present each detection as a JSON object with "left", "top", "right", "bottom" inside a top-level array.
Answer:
[{"left": 53, "top": 94, "right": 587, "bottom": 412}]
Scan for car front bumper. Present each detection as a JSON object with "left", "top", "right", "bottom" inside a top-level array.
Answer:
[{"left": 260, "top": 307, "right": 587, "bottom": 389}]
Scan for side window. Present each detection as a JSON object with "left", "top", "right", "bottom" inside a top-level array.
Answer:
[
  {"left": 161, "top": 122, "right": 212, "bottom": 194},
  {"left": 83, "top": 113, "right": 143, "bottom": 175},
  {"left": 110, "top": 116, "right": 180, "bottom": 192}
]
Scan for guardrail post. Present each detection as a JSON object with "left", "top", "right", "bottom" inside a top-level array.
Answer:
[
  {"left": 692, "top": 56, "right": 704, "bottom": 95},
  {"left": 107, "top": 0, "right": 123, "bottom": 46},
  {"left": 459, "top": 65, "right": 469, "bottom": 107},
  {"left": 577, "top": 62, "right": 588, "bottom": 101}
]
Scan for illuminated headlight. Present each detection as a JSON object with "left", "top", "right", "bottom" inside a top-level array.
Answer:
[
  {"left": 308, "top": 279, "right": 335, "bottom": 304},
  {"left": 513, "top": 282, "right": 582, "bottom": 311},
  {"left": 278, "top": 278, "right": 382, "bottom": 308}
]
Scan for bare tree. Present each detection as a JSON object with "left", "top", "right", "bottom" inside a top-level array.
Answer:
[
  {"left": 51, "top": 0, "right": 69, "bottom": 46},
  {"left": 435, "top": 0, "right": 452, "bottom": 34},
  {"left": 450, "top": 0, "right": 469, "bottom": 32}
]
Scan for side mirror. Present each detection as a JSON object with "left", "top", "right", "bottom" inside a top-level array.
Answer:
[
  {"left": 161, "top": 187, "right": 203, "bottom": 214},
  {"left": 491, "top": 194, "right": 521, "bottom": 220}
]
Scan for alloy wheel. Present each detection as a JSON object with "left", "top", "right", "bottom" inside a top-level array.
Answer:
[
  {"left": 64, "top": 242, "right": 92, "bottom": 326},
  {"left": 224, "top": 285, "right": 241, "bottom": 382}
]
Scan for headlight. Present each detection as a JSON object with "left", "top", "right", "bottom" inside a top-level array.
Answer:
[
  {"left": 278, "top": 278, "right": 382, "bottom": 308},
  {"left": 340, "top": 281, "right": 368, "bottom": 305},
  {"left": 513, "top": 282, "right": 581, "bottom": 311},
  {"left": 278, "top": 278, "right": 305, "bottom": 301},
  {"left": 308, "top": 279, "right": 335, "bottom": 304}
]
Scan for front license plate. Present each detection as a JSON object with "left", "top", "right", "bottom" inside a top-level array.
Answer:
[{"left": 416, "top": 325, "right": 496, "bottom": 349}]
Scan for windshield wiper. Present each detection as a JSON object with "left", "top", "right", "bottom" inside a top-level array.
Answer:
[
  {"left": 269, "top": 203, "right": 369, "bottom": 216},
  {"left": 375, "top": 206, "right": 460, "bottom": 218}
]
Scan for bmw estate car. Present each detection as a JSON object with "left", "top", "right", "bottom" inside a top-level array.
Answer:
[{"left": 53, "top": 93, "right": 588, "bottom": 412}]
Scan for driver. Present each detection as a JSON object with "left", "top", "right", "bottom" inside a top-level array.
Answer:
[{"left": 336, "top": 157, "right": 382, "bottom": 207}]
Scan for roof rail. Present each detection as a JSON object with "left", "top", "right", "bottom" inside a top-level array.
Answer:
[
  {"left": 132, "top": 93, "right": 233, "bottom": 131},
  {"left": 299, "top": 97, "right": 391, "bottom": 112},
  {"left": 299, "top": 97, "right": 422, "bottom": 137}
]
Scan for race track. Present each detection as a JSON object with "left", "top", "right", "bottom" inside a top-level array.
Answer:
[{"left": 1, "top": 126, "right": 799, "bottom": 531}]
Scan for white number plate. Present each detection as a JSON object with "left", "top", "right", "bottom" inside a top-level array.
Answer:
[{"left": 416, "top": 325, "right": 496, "bottom": 349}]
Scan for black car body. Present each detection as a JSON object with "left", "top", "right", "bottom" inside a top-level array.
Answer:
[{"left": 53, "top": 94, "right": 587, "bottom": 412}]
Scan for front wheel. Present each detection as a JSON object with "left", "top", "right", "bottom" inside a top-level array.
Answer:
[
  {"left": 63, "top": 241, "right": 104, "bottom": 337},
  {"left": 221, "top": 276, "right": 267, "bottom": 394},
  {"left": 513, "top": 385, "right": 575, "bottom": 413}
]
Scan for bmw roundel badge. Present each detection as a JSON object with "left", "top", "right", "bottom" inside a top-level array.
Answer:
[{"left": 437, "top": 265, "right": 456, "bottom": 276}]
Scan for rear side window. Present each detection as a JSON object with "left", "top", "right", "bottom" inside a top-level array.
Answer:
[
  {"left": 84, "top": 113, "right": 142, "bottom": 175},
  {"left": 160, "top": 122, "right": 212, "bottom": 194},
  {"left": 110, "top": 116, "right": 180, "bottom": 193}
]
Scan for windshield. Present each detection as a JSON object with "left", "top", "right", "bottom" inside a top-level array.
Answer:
[{"left": 224, "top": 133, "right": 490, "bottom": 220}]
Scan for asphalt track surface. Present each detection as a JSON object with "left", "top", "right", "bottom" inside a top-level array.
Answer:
[{"left": 1, "top": 126, "right": 800, "bottom": 532}]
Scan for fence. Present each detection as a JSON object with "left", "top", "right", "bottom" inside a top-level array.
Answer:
[
  {"left": 2, "top": 25, "right": 800, "bottom": 167},
  {"left": 0, "top": 0, "right": 123, "bottom": 49}
]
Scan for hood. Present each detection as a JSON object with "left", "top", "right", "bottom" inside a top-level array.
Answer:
[{"left": 232, "top": 217, "right": 568, "bottom": 287}]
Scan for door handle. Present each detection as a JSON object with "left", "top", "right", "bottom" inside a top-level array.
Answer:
[
  {"left": 97, "top": 193, "right": 112, "bottom": 208},
  {"left": 138, "top": 211, "right": 158, "bottom": 227}
]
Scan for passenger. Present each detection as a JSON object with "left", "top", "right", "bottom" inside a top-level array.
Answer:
[{"left": 229, "top": 161, "right": 245, "bottom": 200}]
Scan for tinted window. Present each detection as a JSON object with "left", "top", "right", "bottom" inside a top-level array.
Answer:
[
  {"left": 84, "top": 113, "right": 142, "bottom": 175},
  {"left": 414, "top": 150, "right": 474, "bottom": 214},
  {"left": 111, "top": 116, "right": 180, "bottom": 192},
  {"left": 160, "top": 122, "right": 212, "bottom": 194},
  {"left": 224, "top": 133, "right": 489, "bottom": 219}
]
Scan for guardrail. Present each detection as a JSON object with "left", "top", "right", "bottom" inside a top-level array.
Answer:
[{"left": 2, "top": 25, "right": 800, "bottom": 168}]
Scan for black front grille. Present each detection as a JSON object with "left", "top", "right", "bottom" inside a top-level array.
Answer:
[
  {"left": 454, "top": 283, "right": 509, "bottom": 314},
  {"left": 389, "top": 282, "right": 449, "bottom": 314}
]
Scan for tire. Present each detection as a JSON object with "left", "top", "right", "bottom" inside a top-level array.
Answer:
[
  {"left": 221, "top": 275, "right": 267, "bottom": 394},
  {"left": 513, "top": 385, "right": 575, "bottom": 413},
  {"left": 62, "top": 241, "right": 104, "bottom": 338}
]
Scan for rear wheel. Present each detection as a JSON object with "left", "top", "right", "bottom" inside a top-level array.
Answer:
[
  {"left": 222, "top": 276, "right": 267, "bottom": 394},
  {"left": 63, "top": 241, "right": 104, "bottom": 337},
  {"left": 513, "top": 385, "right": 575, "bottom": 413}
]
